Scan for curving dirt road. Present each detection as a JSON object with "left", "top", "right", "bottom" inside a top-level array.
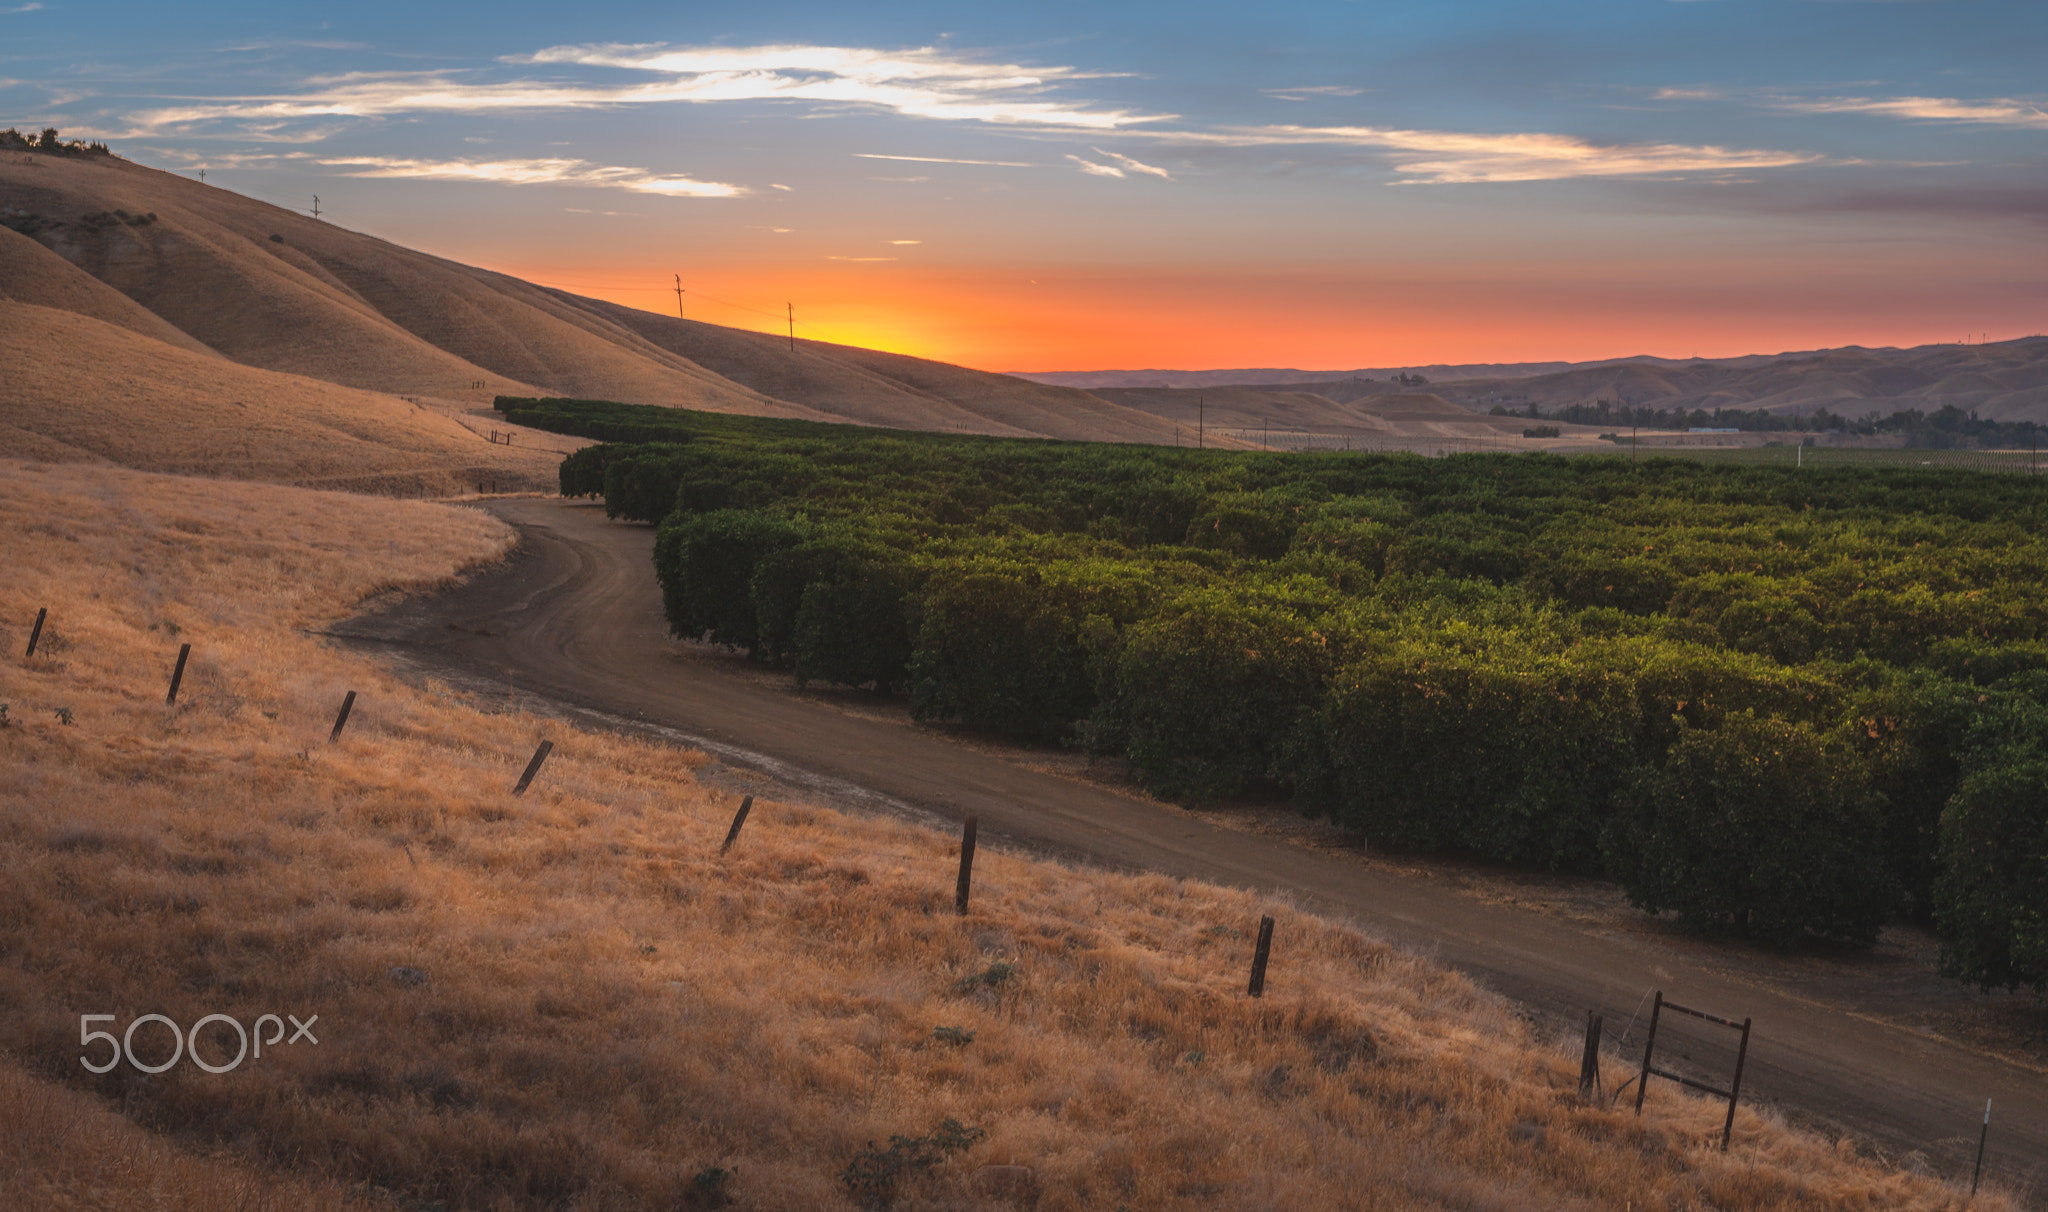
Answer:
[{"left": 337, "top": 497, "right": 2045, "bottom": 1197}]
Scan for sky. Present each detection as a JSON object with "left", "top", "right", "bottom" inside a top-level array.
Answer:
[{"left": 3, "top": 1, "right": 2045, "bottom": 371}]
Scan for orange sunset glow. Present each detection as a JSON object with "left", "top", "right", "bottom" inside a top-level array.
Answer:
[{"left": 491, "top": 252, "right": 2044, "bottom": 373}]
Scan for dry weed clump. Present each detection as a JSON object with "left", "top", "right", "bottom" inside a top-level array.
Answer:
[{"left": 0, "top": 458, "right": 2019, "bottom": 1211}]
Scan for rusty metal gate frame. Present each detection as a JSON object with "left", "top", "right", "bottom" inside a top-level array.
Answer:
[{"left": 1633, "top": 989, "right": 1753, "bottom": 1150}]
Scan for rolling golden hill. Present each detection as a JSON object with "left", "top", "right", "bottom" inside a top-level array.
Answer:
[{"left": 0, "top": 149, "right": 1193, "bottom": 485}]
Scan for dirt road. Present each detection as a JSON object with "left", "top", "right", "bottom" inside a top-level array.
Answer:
[{"left": 337, "top": 497, "right": 2045, "bottom": 1196}]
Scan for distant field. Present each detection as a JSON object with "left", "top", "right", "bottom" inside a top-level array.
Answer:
[{"left": 1642, "top": 443, "right": 2046, "bottom": 474}]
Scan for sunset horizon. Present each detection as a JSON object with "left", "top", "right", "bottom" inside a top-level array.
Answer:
[{"left": 5, "top": 1, "right": 2041, "bottom": 373}]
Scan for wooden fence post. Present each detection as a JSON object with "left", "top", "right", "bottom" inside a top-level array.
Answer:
[
  {"left": 25, "top": 607, "right": 46, "bottom": 657},
  {"left": 328, "top": 691, "right": 357, "bottom": 742},
  {"left": 1579, "top": 1012, "right": 1603, "bottom": 1096},
  {"left": 1248, "top": 915, "right": 1276, "bottom": 998},
  {"left": 511, "top": 740, "right": 553, "bottom": 796},
  {"left": 1634, "top": 991, "right": 1663, "bottom": 1114},
  {"left": 954, "top": 815, "right": 979, "bottom": 915},
  {"left": 1723, "top": 1017, "right": 1752, "bottom": 1150},
  {"left": 720, "top": 795, "right": 753, "bottom": 854},
  {"left": 166, "top": 643, "right": 191, "bottom": 705}
]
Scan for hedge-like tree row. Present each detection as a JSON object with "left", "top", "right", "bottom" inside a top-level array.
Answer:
[{"left": 509, "top": 398, "right": 2048, "bottom": 985}]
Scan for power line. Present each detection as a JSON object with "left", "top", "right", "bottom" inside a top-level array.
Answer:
[{"left": 527, "top": 276, "right": 802, "bottom": 325}]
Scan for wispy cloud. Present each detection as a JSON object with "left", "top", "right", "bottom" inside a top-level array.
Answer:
[
  {"left": 1137, "top": 125, "right": 1823, "bottom": 183},
  {"left": 2, "top": 3, "right": 46, "bottom": 13},
  {"left": 1092, "top": 148, "right": 1172, "bottom": 179},
  {"left": 1655, "top": 85, "right": 2048, "bottom": 130},
  {"left": 852, "top": 152, "right": 1036, "bottom": 166},
  {"left": 316, "top": 154, "right": 744, "bottom": 197},
  {"left": 825, "top": 255, "right": 896, "bottom": 261},
  {"left": 117, "top": 45, "right": 1167, "bottom": 142},
  {"left": 1773, "top": 94, "right": 2048, "bottom": 129},
  {"left": 96, "top": 40, "right": 1828, "bottom": 193},
  {"left": 1066, "top": 153, "right": 1126, "bottom": 178},
  {"left": 517, "top": 43, "right": 1159, "bottom": 130}
]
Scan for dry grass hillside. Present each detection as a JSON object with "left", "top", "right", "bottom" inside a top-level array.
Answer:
[
  {"left": 1405, "top": 341, "right": 2048, "bottom": 423},
  {"left": 0, "top": 299, "right": 560, "bottom": 493},
  {"left": 0, "top": 151, "right": 1190, "bottom": 443},
  {"left": 0, "top": 224, "right": 216, "bottom": 354},
  {"left": 589, "top": 298, "right": 1190, "bottom": 444},
  {"left": 0, "top": 457, "right": 2016, "bottom": 1211},
  {"left": 1465, "top": 342, "right": 2048, "bottom": 421}
]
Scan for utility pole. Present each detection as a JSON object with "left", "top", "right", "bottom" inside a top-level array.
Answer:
[
  {"left": 311, "top": 195, "right": 322, "bottom": 219},
  {"left": 198, "top": 169, "right": 205, "bottom": 184},
  {"left": 786, "top": 302, "right": 795, "bottom": 353},
  {"left": 673, "top": 274, "right": 684, "bottom": 318}
]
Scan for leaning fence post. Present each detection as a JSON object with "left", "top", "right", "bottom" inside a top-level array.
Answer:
[
  {"left": 511, "top": 740, "right": 553, "bottom": 796},
  {"left": 166, "top": 642, "right": 191, "bottom": 705},
  {"left": 1722, "top": 1016, "right": 1752, "bottom": 1150},
  {"left": 720, "top": 795, "right": 753, "bottom": 854},
  {"left": 328, "top": 690, "right": 357, "bottom": 743},
  {"left": 1247, "top": 915, "right": 1276, "bottom": 998},
  {"left": 1579, "top": 1012, "right": 1604, "bottom": 1097},
  {"left": 1634, "top": 990, "right": 1663, "bottom": 1115},
  {"left": 25, "top": 607, "right": 46, "bottom": 658},
  {"left": 954, "top": 815, "right": 979, "bottom": 915}
]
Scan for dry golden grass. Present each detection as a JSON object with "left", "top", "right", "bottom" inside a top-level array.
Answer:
[
  {"left": 0, "top": 1057, "right": 371, "bottom": 1210},
  {"left": 0, "top": 300, "right": 562, "bottom": 493},
  {"left": 0, "top": 458, "right": 2019, "bottom": 1211}
]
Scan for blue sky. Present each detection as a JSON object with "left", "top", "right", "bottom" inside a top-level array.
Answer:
[{"left": 4, "top": 1, "right": 2043, "bottom": 368}]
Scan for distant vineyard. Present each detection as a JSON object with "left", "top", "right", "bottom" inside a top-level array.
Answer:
[{"left": 504, "top": 396, "right": 2048, "bottom": 990}]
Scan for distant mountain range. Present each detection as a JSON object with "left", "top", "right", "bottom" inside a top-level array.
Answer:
[
  {"left": 1006, "top": 351, "right": 1893, "bottom": 390},
  {"left": 1014, "top": 340, "right": 2048, "bottom": 423}
]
